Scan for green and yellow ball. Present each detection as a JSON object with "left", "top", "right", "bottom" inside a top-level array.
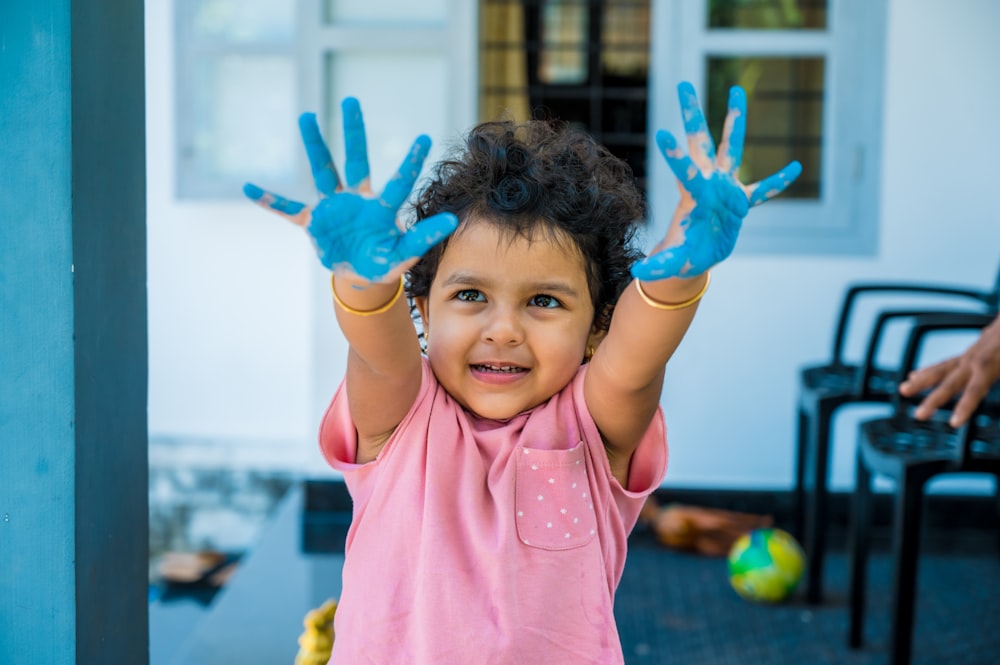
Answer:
[{"left": 727, "top": 528, "right": 805, "bottom": 603}]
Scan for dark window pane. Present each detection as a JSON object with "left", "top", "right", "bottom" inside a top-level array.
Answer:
[
  {"left": 539, "top": 1, "right": 589, "bottom": 84},
  {"left": 480, "top": 0, "right": 651, "bottom": 189},
  {"left": 602, "top": 1, "right": 650, "bottom": 78},
  {"left": 479, "top": 1, "right": 531, "bottom": 121},
  {"left": 708, "top": 0, "right": 827, "bottom": 30}
]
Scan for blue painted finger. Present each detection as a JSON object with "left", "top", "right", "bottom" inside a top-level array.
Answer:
[
  {"left": 299, "top": 113, "right": 339, "bottom": 196},
  {"left": 678, "top": 81, "right": 716, "bottom": 163},
  {"left": 749, "top": 160, "right": 803, "bottom": 207},
  {"left": 341, "top": 97, "right": 371, "bottom": 189},
  {"left": 398, "top": 212, "right": 460, "bottom": 260},
  {"left": 723, "top": 86, "right": 747, "bottom": 173},
  {"left": 243, "top": 182, "right": 307, "bottom": 215},
  {"left": 656, "top": 129, "right": 706, "bottom": 199},
  {"left": 243, "top": 182, "right": 266, "bottom": 201},
  {"left": 631, "top": 244, "right": 692, "bottom": 282},
  {"left": 380, "top": 135, "right": 432, "bottom": 211}
]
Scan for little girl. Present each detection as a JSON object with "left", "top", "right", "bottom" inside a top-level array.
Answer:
[{"left": 245, "top": 82, "right": 800, "bottom": 664}]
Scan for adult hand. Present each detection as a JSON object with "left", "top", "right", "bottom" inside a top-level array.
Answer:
[
  {"left": 899, "top": 315, "right": 1000, "bottom": 427},
  {"left": 243, "top": 97, "right": 458, "bottom": 283},
  {"left": 632, "top": 82, "right": 802, "bottom": 281}
]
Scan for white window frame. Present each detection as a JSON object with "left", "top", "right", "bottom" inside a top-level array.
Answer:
[
  {"left": 296, "top": 0, "right": 477, "bottom": 150},
  {"left": 174, "top": 0, "right": 477, "bottom": 200},
  {"left": 649, "top": 0, "right": 887, "bottom": 255},
  {"left": 174, "top": 0, "right": 299, "bottom": 199}
]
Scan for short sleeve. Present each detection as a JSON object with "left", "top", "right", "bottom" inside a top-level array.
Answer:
[
  {"left": 618, "top": 407, "right": 667, "bottom": 495},
  {"left": 318, "top": 358, "right": 437, "bottom": 472},
  {"left": 318, "top": 379, "right": 361, "bottom": 470},
  {"left": 569, "top": 364, "right": 668, "bottom": 533}
]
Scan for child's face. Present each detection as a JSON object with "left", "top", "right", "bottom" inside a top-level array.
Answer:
[{"left": 415, "top": 218, "right": 601, "bottom": 421}]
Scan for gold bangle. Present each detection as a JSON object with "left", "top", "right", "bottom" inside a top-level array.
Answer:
[
  {"left": 331, "top": 275, "right": 405, "bottom": 316},
  {"left": 635, "top": 271, "right": 711, "bottom": 311}
]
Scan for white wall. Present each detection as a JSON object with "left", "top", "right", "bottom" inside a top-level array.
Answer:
[
  {"left": 146, "top": 0, "right": 327, "bottom": 471},
  {"left": 147, "top": 0, "right": 1000, "bottom": 490}
]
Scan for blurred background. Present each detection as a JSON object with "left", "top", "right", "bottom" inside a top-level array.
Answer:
[
  {"left": 147, "top": 0, "right": 1000, "bottom": 561},
  {"left": 6, "top": 2, "right": 999, "bottom": 662}
]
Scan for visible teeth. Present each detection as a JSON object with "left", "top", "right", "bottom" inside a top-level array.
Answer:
[{"left": 478, "top": 364, "right": 521, "bottom": 373}]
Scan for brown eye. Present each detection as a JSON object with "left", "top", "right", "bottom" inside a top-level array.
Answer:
[{"left": 530, "top": 294, "right": 561, "bottom": 309}]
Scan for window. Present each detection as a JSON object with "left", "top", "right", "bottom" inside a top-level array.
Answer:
[
  {"left": 480, "top": 0, "right": 652, "bottom": 189},
  {"left": 652, "top": 0, "right": 888, "bottom": 255},
  {"left": 177, "top": 0, "right": 886, "bottom": 256},
  {"left": 306, "top": 0, "right": 475, "bottom": 187},
  {"left": 174, "top": 0, "right": 299, "bottom": 198},
  {"left": 174, "top": 0, "right": 476, "bottom": 199}
]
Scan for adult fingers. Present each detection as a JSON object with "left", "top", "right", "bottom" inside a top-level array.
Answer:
[
  {"left": 341, "top": 97, "right": 371, "bottom": 189},
  {"left": 243, "top": 183, "right": 310, "bottom": 226},
  {"left": 656, "top": 129, "right": 706, "bottom": 200},
  {"left": 717, "top": 86, "right": 747, "bottom": 175},
  {"left": 397, "top": 212, "right": 460, "bottom": 261},
  {"left": 380, "top": 135, "right": 432, "bottom": 211},
  {"left": 748, "top": 160, "right": 802, "bottom": 206},
  {"left": 899, "top": 358, "right": 955, "bottom": 396},
  {"left": 949, "top": 374, "right": 992, "bottom": 427},
  {"left": 299, "top": 113, "right": 340, "bottom": 197},
  {"left": 912, "top": 368, "right": 967, "bottom": 420},
  {"left": 677, "top": 81, "right": 716, "bottom": 167}
]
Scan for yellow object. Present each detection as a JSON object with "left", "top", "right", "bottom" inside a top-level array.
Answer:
[
  {"left": 727, "top": 528, "right": 805, "bottom": 603},
  {"left": 635, "top": 271, "right": 711, "bottom": 311},
  {"left": 294, "top": 599, "right": 338, "bottom": 665},
  {"left": 331, "top": 275, "right": 405, "bottom": 316}
]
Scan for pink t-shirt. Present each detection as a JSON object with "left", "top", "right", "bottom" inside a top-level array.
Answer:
[{"left": 319, "top": 357, "right": 667, "bottom": 665}]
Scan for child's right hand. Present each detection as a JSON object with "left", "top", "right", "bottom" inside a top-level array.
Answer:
[{"left": 244, "top": 98, "right": 458, "bottom": 284}]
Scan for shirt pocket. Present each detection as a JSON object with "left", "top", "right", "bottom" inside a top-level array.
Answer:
[{"left": 514, "top": 442, "right": 597, "bottom": 551}]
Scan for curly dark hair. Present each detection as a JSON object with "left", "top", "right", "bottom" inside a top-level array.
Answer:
[{"left": 406, "top": 119, "right": 646, "bottom": 331}]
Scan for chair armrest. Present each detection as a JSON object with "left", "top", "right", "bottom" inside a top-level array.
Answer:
[{"left": 830, "top": 283, "right": 992, "bottom": 365}]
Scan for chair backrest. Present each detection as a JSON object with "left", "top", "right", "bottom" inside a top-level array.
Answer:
[
  {"left": 854, "top": 308, "right": 960, "bottom": 399},
  {"left": 830, "top": 258, "right": 1000, "bottom": 365}
]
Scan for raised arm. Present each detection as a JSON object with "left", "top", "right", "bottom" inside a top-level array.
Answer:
[
  {"left": 586, "top": 82, "right": 801, "bottom": 475},
  {"left": 244, "top": 99, "right": 457, "bottom": 460}
]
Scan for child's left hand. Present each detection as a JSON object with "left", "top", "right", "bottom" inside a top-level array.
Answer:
[{"left": 632, "top": 82, "right": 802, "bottom": 281}]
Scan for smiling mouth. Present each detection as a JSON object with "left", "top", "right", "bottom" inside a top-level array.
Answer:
[{"left": 471, "top": 363, "right": 527, "bottom": 374}]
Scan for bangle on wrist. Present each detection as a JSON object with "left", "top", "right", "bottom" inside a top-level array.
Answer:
[
  {"left": 635, "top": 271, "right": 711, "bottom": 311},
  {"left": 331, "top": 275, "right": 405, "bottom": 316}
]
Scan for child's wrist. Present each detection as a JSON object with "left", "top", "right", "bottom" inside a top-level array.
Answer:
[
  {"left": 635, "top": 271, "right": 710, "bottom": 311},
  {"left": 331, "top": 275, "right": 405, "bottom": 316}
]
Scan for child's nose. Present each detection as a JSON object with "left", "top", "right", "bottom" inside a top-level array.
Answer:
[{"left": 482, "top": 307, "right": 524, "bottom": 346}]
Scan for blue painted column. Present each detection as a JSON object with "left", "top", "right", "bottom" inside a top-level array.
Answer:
[{"left": 0, "top": 1, "right": 148, "bottom": 663}]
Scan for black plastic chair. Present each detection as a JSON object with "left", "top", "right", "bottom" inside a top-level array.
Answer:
[
  {"left": 795, "top": 268, "right": 1000, "bottom": 603},
  {"left": 847, "top": 312, "right": 1000, "bottom": 665}
]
